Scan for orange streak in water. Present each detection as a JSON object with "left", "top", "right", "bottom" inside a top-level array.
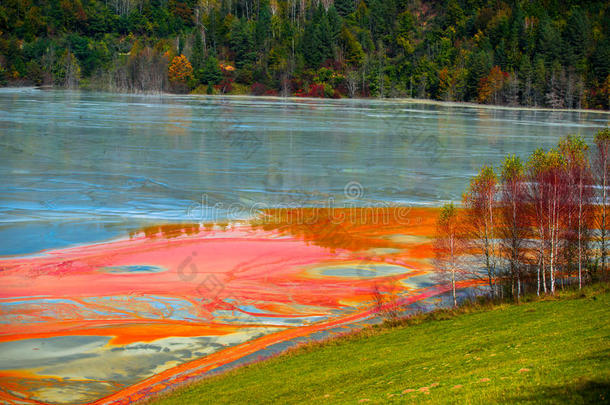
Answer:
[
  {"left": 93, "top": 282, "right": 468, "bottom": 405},
  {"left": 1, "top": 207, "right": 450, "bottom": 404}
]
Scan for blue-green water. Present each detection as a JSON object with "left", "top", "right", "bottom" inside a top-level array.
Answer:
[{"left": 1, "top": 88, "right": 608, "bottom": 255}]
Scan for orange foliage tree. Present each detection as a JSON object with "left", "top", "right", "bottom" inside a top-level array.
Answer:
[
  {"left": 168, "top": 54, "right": 193, "bottom": 84},
  {"left": 477, "top": 66, "right": 509, "bottom": 104}
]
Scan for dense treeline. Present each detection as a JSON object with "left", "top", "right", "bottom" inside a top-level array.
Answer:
[
  {"left": 434, "top": 128, "right": 610, "bottom": 305},
  {"left": 1, "top": 0, "right": 609, "bottom": 108}
]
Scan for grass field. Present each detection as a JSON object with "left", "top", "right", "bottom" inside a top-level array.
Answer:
[{"left": 149, "top": 285, "right": 610, "bottom": 404}]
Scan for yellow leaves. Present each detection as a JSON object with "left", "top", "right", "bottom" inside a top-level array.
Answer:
[
  {"left": 396, "top": 35, "right": 414, "bottom": 55},
  {"left": 168, "top": 54, "right": 193, "bottom": 84},
  {"left": 473, "top": 29, "right": 484, "bottom": 43}
]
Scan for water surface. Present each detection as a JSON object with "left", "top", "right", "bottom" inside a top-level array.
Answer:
[{"left": 1, "top": 88, "right": 607, "bottom": 255}]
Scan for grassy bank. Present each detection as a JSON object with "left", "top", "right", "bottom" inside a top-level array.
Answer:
[{"left": 149, "top": 285, "right": 610, "bottom": 404}]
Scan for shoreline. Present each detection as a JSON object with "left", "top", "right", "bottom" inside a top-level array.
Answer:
[
  {"left": 3, "top": 86, "right": 609, "bottom": 114},
  {"left": 0, "top": 207, "right": 441, "bottom": 404},
  {"left": 146, "top": 283, "right": 610, "bottom": 405},
  {"left": 94, "top": 283, "right": 471, "bottom": 405}
]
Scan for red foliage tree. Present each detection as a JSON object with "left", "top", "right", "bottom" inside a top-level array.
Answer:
[
  {"left": 499, "top": 154, "right": 529, "bottom": 301},
  {"left": 463, "top": 166, "right": 499, "bottom": 297},
  {"left": 594, "top": 128, "right": 610, "bottom": 280},
  {"left": 559, "top": 135, "right": 595, "bottom": 289}
]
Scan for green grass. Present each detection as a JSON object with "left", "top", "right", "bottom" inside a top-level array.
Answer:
[{"left": 150, "top": 285, "right": 610, "bottom": 404}]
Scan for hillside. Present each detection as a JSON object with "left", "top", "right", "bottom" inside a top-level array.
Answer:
[
  {"left": 1, "top": 0, "right": 609, "bottom": 108},
  {"left": 149, "top": 285, "right": 610, "bottom": 404}
]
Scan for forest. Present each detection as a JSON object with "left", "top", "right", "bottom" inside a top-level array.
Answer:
[
  {"left": 1, "top": 0, "right": 609, "bottom": 108},
  {"left": 434, "top": 128, "right": 610, "bottom": 306}
]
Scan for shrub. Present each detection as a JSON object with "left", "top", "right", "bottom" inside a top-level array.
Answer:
[{"left": 251, "top": 82, "right": 267, "bottom": 95}]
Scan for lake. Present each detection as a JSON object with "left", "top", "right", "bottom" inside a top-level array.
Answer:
[
  {"left": 1, "top": 88, "right": 607, "bottom": 256},
  {"left": 0, "top": 89, "right": 608, "bottom": 404}
]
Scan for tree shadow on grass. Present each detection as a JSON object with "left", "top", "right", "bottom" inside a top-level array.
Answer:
[{"left": 505, "top": 379, "right": 609, "bottom": 404}]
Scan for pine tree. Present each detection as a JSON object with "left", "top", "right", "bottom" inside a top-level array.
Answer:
[
  {"left": 200, "top": 54, "right": 222, "bottom": 85},
  {"left": 335, "top": 0, "right": 355, "bottom": 18},
  {"left": 315, "top": 8, "right": 333, "bottom": 64},
  {"left": 255, "top": 1, "right": 271, "bottom": 52},
  {"left": 230, "top": 18, "right": 256, "bottom": 69},
  {"left": 191, "top": 31, "right": 205, "bottom": 72}
]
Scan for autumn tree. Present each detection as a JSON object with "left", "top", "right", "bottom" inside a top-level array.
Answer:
[
  {"left": 594, "top": 128, "right": 610, "bottom": 280},
  {"left": 439, "top": 67, "right": 467, "bottom": 102},
  {"left": 529, "top": 149, "right": 569, "bottom": 294},
  {"left": 477, "top": 66, "right": 509, "bottom": 105},
  {"left": 2, "top": 0, "right": 610, "bottom": 103},
  {"left": 559, "top": 135, "right": 594, "bottom": 289},
  {"left": 340, "top": 26, "right": 365, "bottom": 66},
  {"left": 434, "top": 203, "right": 463, "bottom": 307},
  {"left": 168, "top": 54, "right": 193, "bottom": 91},
  {"left": 499, "top": 155, "right": 529, "bottom": 301},
  {"left": 463, "top": 166, "right": 499, "bottom": 297},
  {"left": 527, "top": 149, "right": 549, "bottom": 295}
]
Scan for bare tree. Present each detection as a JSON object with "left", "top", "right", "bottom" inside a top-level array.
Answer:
[
  {"left": 372, "top": 282, "right": 400, "bottom": 324},
  {"left": 53, "top": 50, "right": 80, "bottom": 88},
  {"left": 346, "top": 69, "right": 359, "bottom": 98}
]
